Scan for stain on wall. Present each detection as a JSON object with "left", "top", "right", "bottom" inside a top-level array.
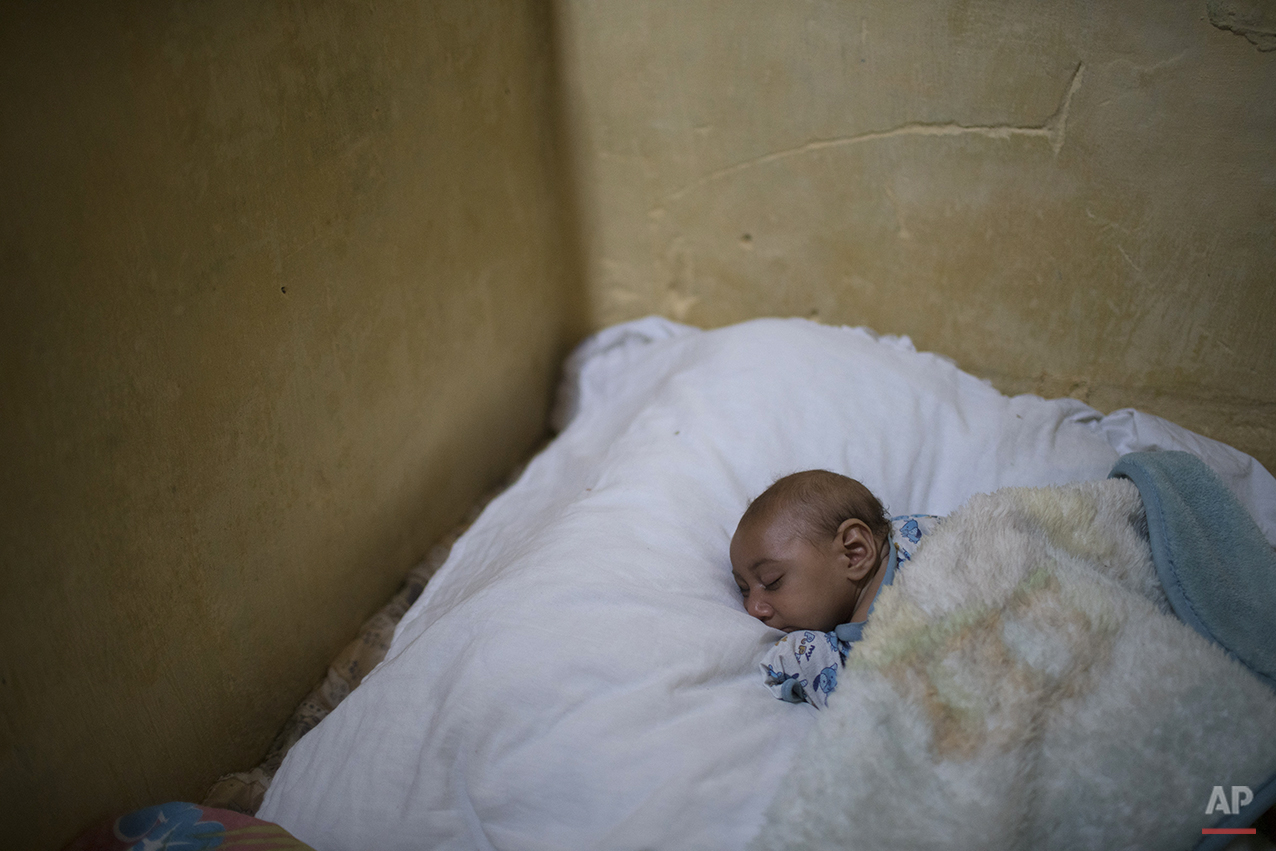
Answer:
[
  {"left": 0, "top": 2, "right": 581, "bottom": 848},
  {"left": 553, "top": 0, "right": 1276, "bottom": 473}
]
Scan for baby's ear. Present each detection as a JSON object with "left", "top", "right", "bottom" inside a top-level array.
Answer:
[{"left": 837, "top": 518, "right": 878, "bottom": 580}]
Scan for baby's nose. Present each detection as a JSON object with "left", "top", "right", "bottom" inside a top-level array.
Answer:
[{"left": 747, "top": 595, "right": 773, "bottom": 621}]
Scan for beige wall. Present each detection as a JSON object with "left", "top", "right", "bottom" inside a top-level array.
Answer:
[
  {"left": 0, "top": 3, "right": 581, "bottom": 848},
  {"left": 4, "top": 1, "right": 1274, "bottom": 848},
  {"left": 554, "top": 0, "right": 1276, "bottom": 473}
]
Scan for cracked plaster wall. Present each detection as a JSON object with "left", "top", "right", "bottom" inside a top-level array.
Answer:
[
  {"left": 554, "top": 0, "right": 1276, "bottom": 473},
  {"left": 1, "top": 3, "right": 580, "bottom": 849}
]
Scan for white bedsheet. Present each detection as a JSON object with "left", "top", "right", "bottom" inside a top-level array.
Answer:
[{"left": 258, "top": 317, "right": 1276, "bottom": 850}]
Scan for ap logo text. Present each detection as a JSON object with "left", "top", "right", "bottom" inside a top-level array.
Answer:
[{"left": 1206, "top": 786, "right": 1253, "bottom": 815}]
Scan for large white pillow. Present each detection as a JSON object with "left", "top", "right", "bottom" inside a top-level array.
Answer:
[{"left": 258, "top": 317, "right": 1276, "bottom": 850}]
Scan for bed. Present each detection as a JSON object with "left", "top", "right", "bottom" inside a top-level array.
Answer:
[{"left": 243, "top": 317, "right": 1276, "bottom": 850}]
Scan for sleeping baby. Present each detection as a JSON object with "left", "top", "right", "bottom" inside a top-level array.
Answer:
[{"left": 730, "top": 469, "right": 939, "bottom": 709}]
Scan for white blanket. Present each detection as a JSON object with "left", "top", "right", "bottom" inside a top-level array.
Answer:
[
  {"left": 752, "top": 479, "right": 1276, "bottom": 850},
  {"left": 258, "top": 318, "right": 1276, "bottom": 850}
]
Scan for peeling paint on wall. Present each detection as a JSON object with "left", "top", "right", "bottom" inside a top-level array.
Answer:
[{"left": 1207, "top": 0, "right": 1276, "bottom": 51}]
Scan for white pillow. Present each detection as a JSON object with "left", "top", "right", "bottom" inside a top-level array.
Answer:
[{"left": 259, "top": 317, "right": 1276, "bottom": 850}]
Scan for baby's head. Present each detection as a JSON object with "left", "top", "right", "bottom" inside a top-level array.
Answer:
[{"left": 730, "top": 470, "right": 890, "bottom": 632}]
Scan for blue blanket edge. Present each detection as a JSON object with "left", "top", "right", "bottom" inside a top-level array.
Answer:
[{"left": 1109, "top": 450, "right": 1276, "bottom": 692}]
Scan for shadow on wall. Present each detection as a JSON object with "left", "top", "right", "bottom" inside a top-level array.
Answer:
[{"left": 0, "top": 2, "right": 585, "bottom": 849}]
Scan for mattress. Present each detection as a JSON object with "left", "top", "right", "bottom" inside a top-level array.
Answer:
[{"left": 257, "top": 317, "right": 1276, "bottom": 850}]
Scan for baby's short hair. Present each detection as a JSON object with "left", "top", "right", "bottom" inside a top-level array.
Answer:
[{"left": 741, "top": 470, "right": 889, "bottom": 548}]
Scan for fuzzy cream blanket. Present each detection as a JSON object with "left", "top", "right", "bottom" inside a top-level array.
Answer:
[{"left": 752, "top": 479, "right": 1276, "bottom": 850}]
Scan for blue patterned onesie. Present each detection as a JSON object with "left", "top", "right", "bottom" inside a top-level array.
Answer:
[{"left": 760, "top": 514, "right": 941, "bottom": 709}]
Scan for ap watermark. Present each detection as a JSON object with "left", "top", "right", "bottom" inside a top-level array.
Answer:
[{"left": 1206, "top": 785, "right": 1253, "bottom": 816}]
